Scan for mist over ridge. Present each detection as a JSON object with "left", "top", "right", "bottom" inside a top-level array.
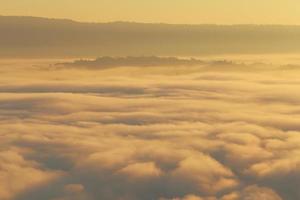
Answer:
[
  {"left": 2, "top": 15, "right": 300, "bottom": 58},
  {"left": 2, "top": 13, "right": 300, "bottom": 200}
]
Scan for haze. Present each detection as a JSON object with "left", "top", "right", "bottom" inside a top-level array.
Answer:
[
  {"left": 1, "top": 16, "right": 300, "bottom": 58},
  {"left": 1, "top": 1, "right": 300, "bottom": 200},
  {"left": 1, "top": 0, "right": 300, "bottom": 24}
]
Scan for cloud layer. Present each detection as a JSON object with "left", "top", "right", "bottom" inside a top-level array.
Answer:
[{"left": 1, "top": 57, "right": 300, "bottom": 199}]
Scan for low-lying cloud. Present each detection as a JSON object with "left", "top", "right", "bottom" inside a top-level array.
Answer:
[{"left": 1, "top": 57, "right": 300, "bottom": 199}]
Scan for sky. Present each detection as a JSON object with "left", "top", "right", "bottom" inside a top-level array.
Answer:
[{"left": 1, "top": 0, "right": 300, "bottom": 24}]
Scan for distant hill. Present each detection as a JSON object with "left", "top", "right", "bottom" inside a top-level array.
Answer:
[
  {"left": 1, "top": 16, "right": 300, "bottom": 57},
  {"left": 55, "top": 56, "right": 206, "bottom": 69}
]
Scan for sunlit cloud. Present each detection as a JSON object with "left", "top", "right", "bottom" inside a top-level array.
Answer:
[{"left": 0, "top": 57, "right": 300, "bottom": 199}]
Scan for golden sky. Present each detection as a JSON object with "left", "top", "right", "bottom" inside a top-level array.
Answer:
[{"left": 1, "top": 0, "right": 300, "bottom": 24}]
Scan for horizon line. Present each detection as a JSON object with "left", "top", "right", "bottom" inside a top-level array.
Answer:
[{"left": 2, "top": 15, "right": 300, "bottom": 26}]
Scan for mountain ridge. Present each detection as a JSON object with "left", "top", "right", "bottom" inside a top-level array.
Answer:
[
  {"left": 1, "top": 15, "right": 300, "bottom": 58},
  {"left": 2, "top": 15, "right": 300, "bottom": 27}
]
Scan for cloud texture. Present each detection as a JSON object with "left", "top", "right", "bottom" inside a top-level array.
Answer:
[{"left": 1, "top": 57, "right": 300, "bottom": 199}]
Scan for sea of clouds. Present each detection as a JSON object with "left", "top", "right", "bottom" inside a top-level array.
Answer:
[{"left": 1, "top": 56, "right": 300, "bottom": 200}]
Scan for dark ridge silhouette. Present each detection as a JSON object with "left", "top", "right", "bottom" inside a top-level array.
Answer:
[
  {"left": 54, "top": 56, "right": 264, "bottom": 72},
  {"left": 54, "top": 56, "right": 206, "bottom": 69},
  {"left": 2, "top": 16, "right": 300, "bottom": 57}
]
